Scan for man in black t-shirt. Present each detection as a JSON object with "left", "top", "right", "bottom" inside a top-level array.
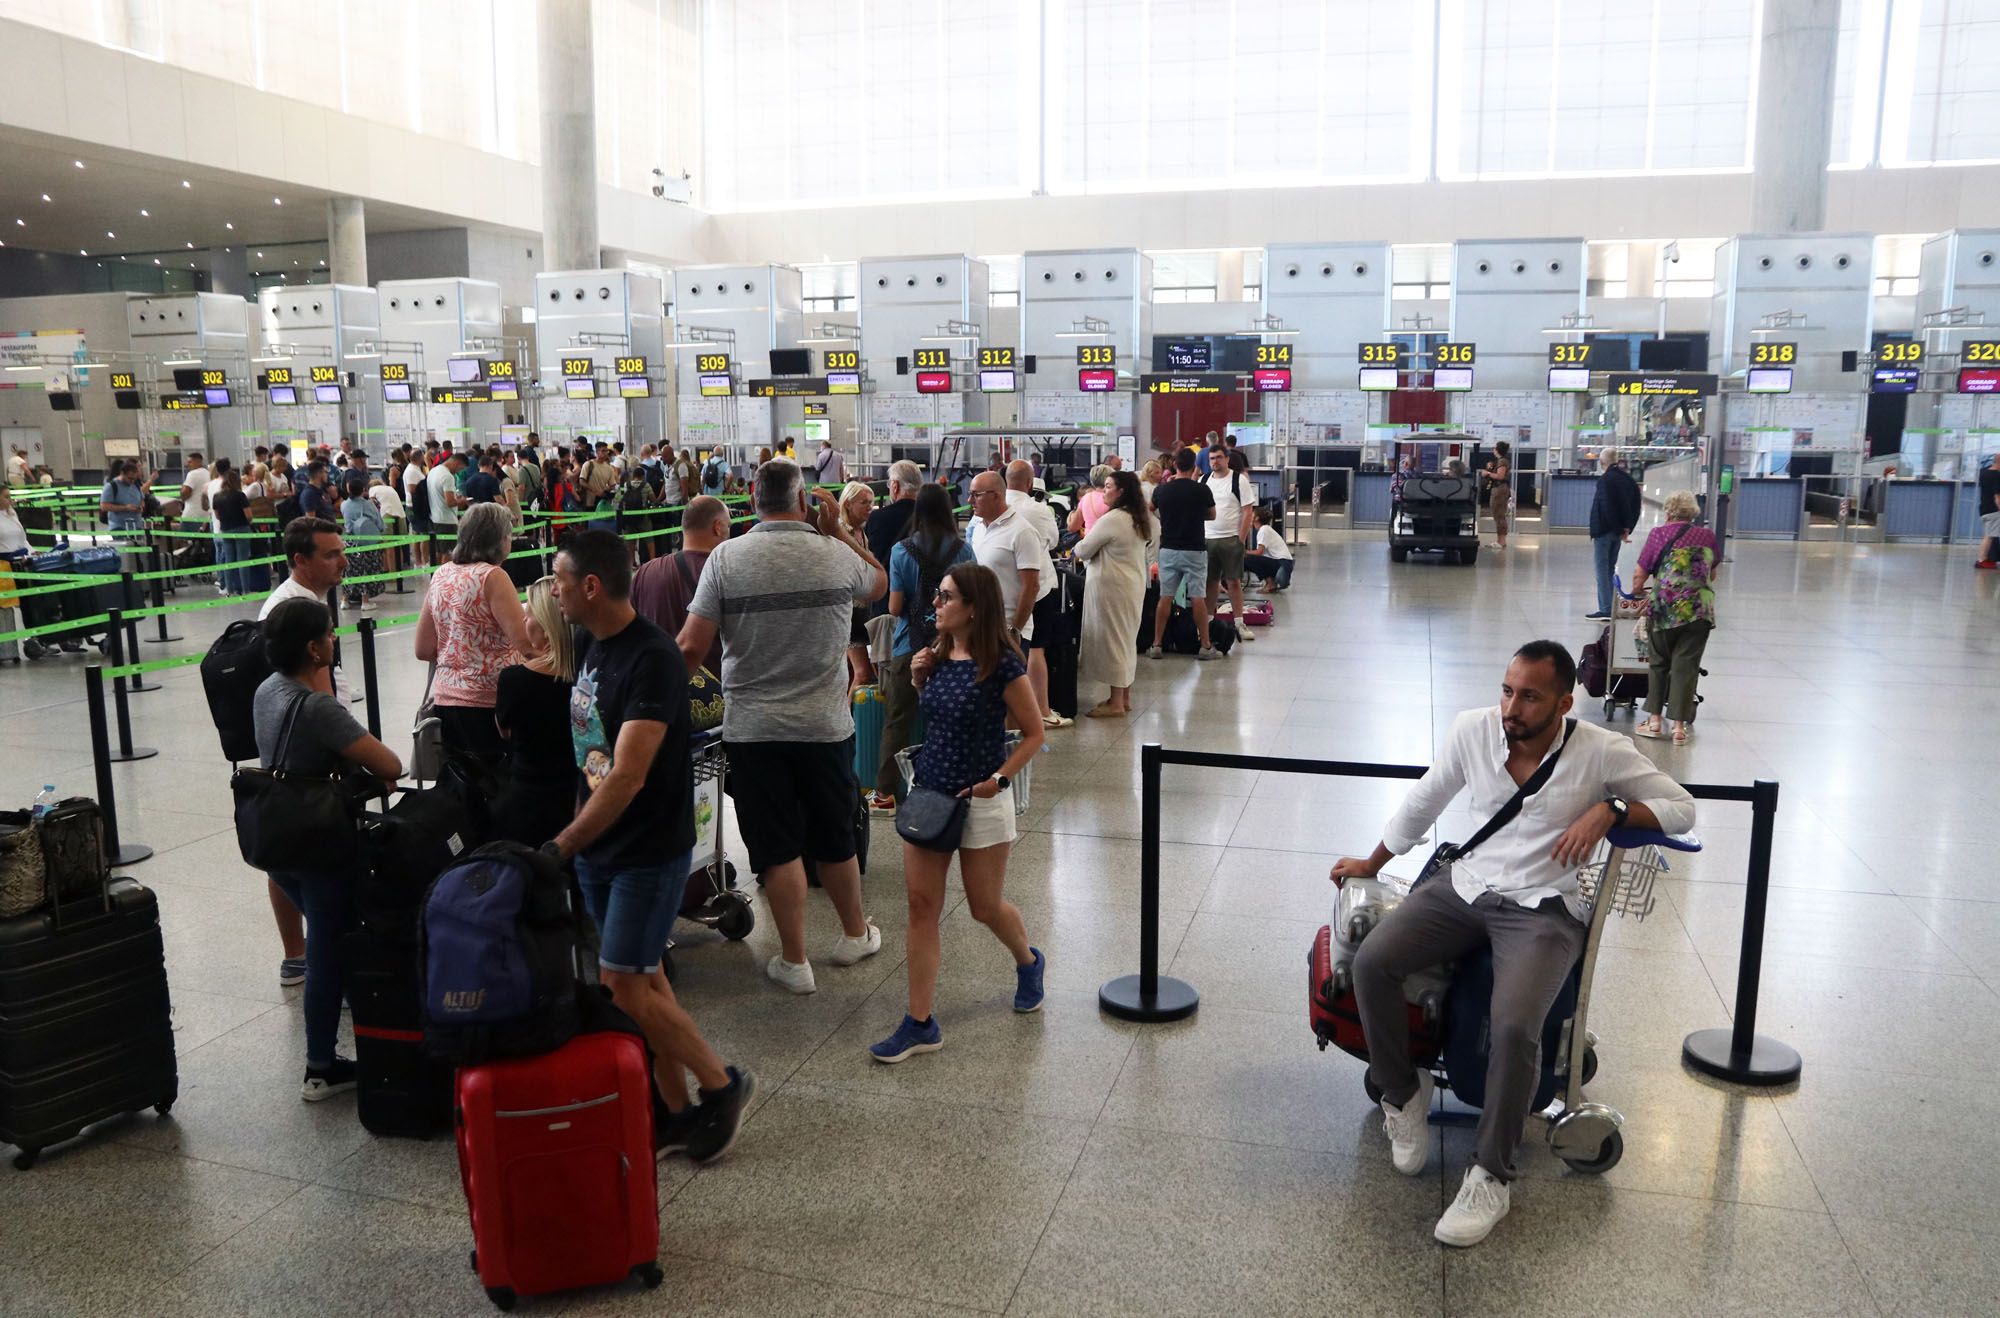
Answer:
[
  {"left": 463, "top": 456, "right": 503, "bottom": 506},
  {"left": 550, "top": 530, "right": 753, "bottom": 1164},
  {"left": 1976, "top": 451, "right": 2000, "bottom": 570},
  {"left": 1148, "top": 447, "right": 1221, "bottom": 659}
]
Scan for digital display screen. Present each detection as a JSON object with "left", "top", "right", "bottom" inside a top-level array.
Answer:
[
  {"left": 978, "top": 368, "right": 1017, "bottom": 393},
  {"left": 978, "top": 347, "right": 1015, "bottom": 370},
  {"left": 108, "top": 371, "right": 136, "bottom": 390},
  {"left": 826, "top": 370, "right": 861, "bottom": 395},
  {"left": 1163, "top": 341, "right": 1211, "bottom": 371},
  {"left": 561, "top": 357, "right": 594, "bottom": 378},
  {"left": 269, "top": 385, "right": 299, "bottom": 405},
  {"left": 698, "top": 373, "right": 733, "bottom": 398},
  {"left": 1435, "top": 342, "right": 1476, "bottom": 366},
  {"left": 1357, "top": 366, "right": 1400, "bottom": 391},
  {"left": 1358, "top": 343, "right": 1404, "bottom": 367},
  {"left": 564, "top": 376, "right": 598, "bottom": 400},
  {"left": 205, "top": 386, "right": 233, "bottom": 406},
  {"left": 823, "top": 350, "right": 859, "bottom": 372},
  {"left": 310, "top": 365, "right": 339, "bottom": 385},
  {"left": 382, "top": 381, "right": 412, "bottom": 403},
  {"left": 114, "top": 390, "right": 142, "bottom": 410},
  {"left": 1877, "top": 340, "right": 1923, "bottom": 366},
  {"left": 1431, "top": 367, "right": 1474, "bottom": 392},
  {"left": 768, "top": 348, "right": 812, "bottom": 375},
  {"left": 1078, "top": 368, "right": 1117, "bottom": 392},
  {"left": 1548, "top": 343, "right": 1593, "bottom": 367},
  {"left": 486, "top": 360, "right": 515, "bottom": 380},
  {"left": 171, "top": 368, "right": 205, "bottom": 390},
  {"left": 912, "top": 348, "right": 951, "bottom": 371},
  {"left": 915, "top": 370, "right": 953, "bottom": 394},
  {"left": 614, "top": 356, "right": 647, "bottom": 375},
  {"left": 1870, "top": 366, "right": 1920, "bottom": 394},
  {"left": 1746, "top": 367, "right": 1793, "bottom": 394},
  {"left": 1078, "top": 345, "right": 1115, "bottom": 367},
  {"left": 489, "top": 379, "right": 519, "bottom": 401},
  {"left": 380, "top": 362, "right": 410, "bottom": 382},
  {"left": 265, "top": 366, "right": 292, "bottom": 386},
  {"left": 694, "top": 353, "right": 731, "bottom": 373},
  {"left": 312, "top": 384, "right": 341, "bottom": 404},
  {"left": 1254, "top": 343, "right": 1292, "bottom": 366},
  {"left": 618, "top": 375, "right": 651, "bottom": 399},
  {"left": 47, "top": 392, "right": 78, "bottom": 412},
  {"left": 1956, "top": 367, "right": 2000, "bottom": 394},
  {"left": 1963, "top": 341, "right": 2000, "bottom": 365},
  {"left": 1252, "top": 368, "right": 1293, "bottom": 392},
  {"left": 1547, "top": 367, "right": 1593, "bottom": 393},
  {"left": 448, "top": 357, "right": 484, "bottom": 383},
  {"left": 1749, "top": 342, "right": 1797, "bottom": 367}
]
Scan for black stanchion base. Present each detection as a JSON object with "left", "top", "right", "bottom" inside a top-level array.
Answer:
[
  {"left": 112, "top": 843, "right": 153, "bottom": 867},
  {"left": 142, "top": 634, "right": 183, "bottom": 645},
  {"left": 126, "top": 677, "right": 161, "bottom": 693},
  {"left": 1682, "top": 1028, "right": 1802, "bottom": 1086},
  {"left": 106, "top": 745, "right": 159, "bottom": 764},
  {"left": 1099, "top": 974, "right": 1200, "bottom": 1023}
]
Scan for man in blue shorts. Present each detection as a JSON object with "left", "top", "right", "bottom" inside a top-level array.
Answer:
[
  {"left": 551, "top": 529, "right": 753, "bottom": 1164},
  {"left": 1147, "top": 446, "right": 1223, "bottom": 660}
]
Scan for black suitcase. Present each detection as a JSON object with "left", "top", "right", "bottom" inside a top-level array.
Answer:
[
  {"left": 359, "top": 786, "right": 477, "bottom": 930},
  {"left": 0, "top": 879, "right": 178, "bottom": 1169},
  {"left": 345, "top": 924, "right": 454, "bottom": 1138}
]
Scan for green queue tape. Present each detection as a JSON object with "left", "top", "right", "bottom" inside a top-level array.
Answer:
[
  {"left": 0, "top": 611, "right": 115, "bottom": 645},
  {"left": 101, "top": 651, "right": 206, "bottom": 682}
]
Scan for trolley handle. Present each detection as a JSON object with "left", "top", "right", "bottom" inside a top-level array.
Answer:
[{"left": 1606, "top": 827, "right": 1701, "bottom": 853}]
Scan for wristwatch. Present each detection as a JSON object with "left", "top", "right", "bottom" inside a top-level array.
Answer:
[
  {"left": 992, "top": 773, "right": 1012, "bottom": 793},
  {"left": 1603, "top": 795, "right": 1630, "bottom": 826}
]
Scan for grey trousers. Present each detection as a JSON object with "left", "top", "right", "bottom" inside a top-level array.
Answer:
[
  {"left": 1644, "top": 619, "right": 1711, "bottom": 723},
  {"left": 1352, "top": 878, "right": 1587, "bottom": 1181}
]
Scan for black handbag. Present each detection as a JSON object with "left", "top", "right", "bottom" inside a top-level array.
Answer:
[
  {"left": 1416, "top": 718, "right": 1577, "bottom": 888},
  {"left": 231, "top": 690, "right": 363, "bottom": 871},
  {"left": 894, "top": 784, "right": 970, "bottom": 853}
]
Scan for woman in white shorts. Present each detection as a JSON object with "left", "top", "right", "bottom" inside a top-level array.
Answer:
[{"left": 870, "top": 564, "right": 1046, "bottom": 1063}]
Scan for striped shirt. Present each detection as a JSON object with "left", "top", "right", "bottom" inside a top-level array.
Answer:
[{"left": 688, "top": 520, "right": 876, "bottom": 743}]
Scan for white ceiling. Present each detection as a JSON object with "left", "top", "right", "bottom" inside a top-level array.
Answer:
[{"left": 0, "top": 127, "right": 488, "bottom": 262}]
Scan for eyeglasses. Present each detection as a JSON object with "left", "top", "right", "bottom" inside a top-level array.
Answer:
[{"left": 932, "top": 588, "right": 957, "bottom": 603}]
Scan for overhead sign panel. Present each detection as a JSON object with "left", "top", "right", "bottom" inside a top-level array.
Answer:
[
  {"left": 823, "top": 349, "right": 858, "bottom": 372},
  {"left": 694, "top": 352, "right": 732, "bottom": 374},
  {"left": 1963, "top": 340, "right": 2000, "bottom": 365},
  {"left": 1548, "top": 343, "right": 1593, "bottom": 366},
  {"left": 1357, "top": 343, "right": 1405, "bottom": 367},
  {"left": 1609, "top": 373, "right": 1719, "bottom": 397},
  {"left": 431, "top": 385, "right": 493, "bottom": 403},
  {"left": 1251, "top": 367, "right": 1292, "bottom": 392},
  {"left": 1748, "top": 341, "right": 1797, "bottom": 367},
  {"left": 1253, "top": 343, "right": 1292, "bottom": 366},
  {"left": 749, "top": 377, "right": 831, "bottom": 398},
  {"left": 912, "top": 347, "right": 951, "bottom": 371},
  {"left": 1163, "top": 341, "right": 1211, "bottom": 371},
  {"left": 1078, "top": 368, "right": 1117, "bottom": 392},
  {"left": 914, "top": 370, "right": 953, "bottom": 394},
  {"left": 1077, "top": 344, "right": 1115, "bottom": 367},
  {"left": 977, "top": 346, "right": 1015, "bottom": 370},
  {"left": 1141, "top": 373, "right": 1236, "bottom": 395},
  {"left": 1434, "top": 342, "right": 1476, "bottom": 366}
]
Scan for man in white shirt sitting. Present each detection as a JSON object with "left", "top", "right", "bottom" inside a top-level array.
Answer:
[{"left": 1329, "top": 640, "right": 1693, "bottom": 1248}]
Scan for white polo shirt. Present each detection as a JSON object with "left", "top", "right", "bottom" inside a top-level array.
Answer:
[{"left": 969, "top": 506, "right": 1052, "bottom": 640}]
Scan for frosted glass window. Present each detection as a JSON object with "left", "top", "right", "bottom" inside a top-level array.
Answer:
[
  {"left": 1898, "top": 0, "right": 2000, "bottom": 163},
  {"left": 258, "top": 0, "right": 343, "bottom": 111}
]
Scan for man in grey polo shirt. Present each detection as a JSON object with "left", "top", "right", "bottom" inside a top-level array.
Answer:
[{"left": 678, "top": 458, "right": 889, "bottom": 995}]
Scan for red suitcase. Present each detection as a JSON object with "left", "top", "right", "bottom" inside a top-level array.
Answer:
[
  {"left": 1307, "top": 879, "right": 1447, "bottom": 1067},
  {"left": 455, "top": 1031, "right": 662, "bottom": 1310}
]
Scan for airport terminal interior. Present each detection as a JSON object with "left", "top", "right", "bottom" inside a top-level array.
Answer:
[{"left": 1, "top": 1, "right": 1999, "bottom": 1314}]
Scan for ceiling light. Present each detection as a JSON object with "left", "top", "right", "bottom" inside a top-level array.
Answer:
[
  {"left": 185, "top": 242, "right": 193, "bottom": 249},
  {"left": 105, "top": 231, "right": 115, "bottom": 239},
  {"left": 272, "top": 197, "right": 282, "bottom": 206},
  {"left": 188, "top": 263, "right": 195, "bottom": 269},
  {"left": 79, "top": 248, "right": 87, "bottom": 256},
  {"left": 256, "top": 251, "right": 264, "bottom": 258},
  {"left": 152, "top": 259, "right": 160, "bottom": 265},
  {"left": 292, "top": 260, "right": 299, "bottom": 266},
  {"left": 181, "top": 180, "right": 191, "bottom": 189},
  {"left": 72, "top": 160, "right": 84, "bottom": 169},
  {"left": 40, "top": 193, "right": 51, "bottom": 203},
  {"left": 0, "top": 241, "right": 5, "bottom": 248},
  {"left": 225, "top": 222, "right": 234, "bottom": 230},
  {"left": 161, "top": 357, "right": 202, "bottom": 366},
  {"left": 13, "top": 219, "right": 21, "bottom": 227},
  {"left": 139, "top": 209, "right": 149, "bottom": 217}
]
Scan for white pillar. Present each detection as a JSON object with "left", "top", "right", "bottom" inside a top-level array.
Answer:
[
  {"left": 1750, "top": 0, "right": 1839, "bottom": 233},
  {"left": 537, "top": 0, "right": 601, "bottom": 272},
  {"left": 326, "top": 197, "right": 368, "bottom": 287}
]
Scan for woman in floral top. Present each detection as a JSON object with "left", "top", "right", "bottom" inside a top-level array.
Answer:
[{"left": 1628, "top": 489, "right": 1720, "bottom": 746}]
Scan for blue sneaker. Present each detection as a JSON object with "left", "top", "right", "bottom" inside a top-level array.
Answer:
[
  {"left": 1014, "top": 948, "right": 1046, "bottom": 1013},
  {"left": 278, "top": 957, "right": 306, "bottom": 987},
  {"left": 869, "top": 1015, "right": 943, "bottom": 1064}
]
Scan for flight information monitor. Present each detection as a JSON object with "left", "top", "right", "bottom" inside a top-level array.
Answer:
[
  {"left": 1431, "top": 367, "right": 1474, "bottom": 392},
  {"left": 205, "top": 386, "right": 234, "bottom": 406},
  {"left": 826, "top": 370, "right": 861, "bottom": 395},
  {"left": 565, "top": 377, "right": 598, "bottom": 400},
  {"left": 1870, "top": 366, "right": 1920, "bottom": 394},
  {"left": 312, "top": 384, "right": 342, "bottom": 404},
  {"left": 447, "top": 357, "right": 484, "bottom": 383},
  {"left": 699, "top": 373, "right": 733, "bottom": 397},
  {"left": 618, "top": 375, "right": 651, "bottom": 399},
  {"left": 1956, "top": 367, "right": 2000, "bottom": 394},
  {"left": 382, "top": 381, "right": 412, "bottom": 403},
  {"left": 915, "top": 370, "right": 953, "bottom": 394},
  {"left": 489, "top": 379, "right": 519, "bottom": 401},
  {"left": 1746, "top": 367, "right": 1793, "bottom": 394},
  {"left": 269, "top": 385, "right": 299, "bottom": 405},
  {"left": 978, "top": 368, "right": 1017, "bottom": 393},
  {"left": 1357, "top": 366, "right": 1399, "bottom": 391},
  {"left": 1252, "top": 367, "right": 1292, "bottom": 392},
  {"left": 1163, "top": 341, "right": 1211, "bottom": 371},
  {"left": 1078, "top": 368, "right": 1117, "bottom": 392},
  {"left": 1547, "top": 367, "right": 1592, "bottom": 392}
]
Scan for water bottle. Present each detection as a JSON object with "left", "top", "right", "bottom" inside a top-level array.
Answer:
[{"left": 30, "top": 785, "right": 56, "bottom": 820}]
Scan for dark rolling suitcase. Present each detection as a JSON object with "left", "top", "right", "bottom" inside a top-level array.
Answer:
[
  {"left": 359, "top": 786, "right": 477, "bottom": 930},
  {"left": 346, "top": 924, "right": 455, "bottom": 1138},
  {"left": 0, "top": 878, "right": 178, "bottom": 1169}
]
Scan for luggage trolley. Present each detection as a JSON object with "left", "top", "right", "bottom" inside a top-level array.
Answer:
[
  {"left": 679, "top": 731, "right": 753, "bottom": 941},
  {"left": 1325, "top": 828, "right": 1699, "bottom": 1175},
  {"left": 1601, "top": 575, "right": 1651, "bottom": 717}
]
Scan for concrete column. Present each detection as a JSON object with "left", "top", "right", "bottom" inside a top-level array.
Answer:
[
  {"left": 1750, "top": 0, "right": 1839, "bottom": 233},
  {"left": 537, "top": 0, "right": 601, "bottom": 271},
  {"left": 327, "top": 197, "right": 369, "bottom": 287},
  {"left": 207, "top": 246, "right": 250, "bottom": 297}
]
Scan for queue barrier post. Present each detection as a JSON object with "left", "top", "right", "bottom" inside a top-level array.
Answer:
[
  {"left": 358, "top": 617, "right": 382, "bottom": 740},
  {"left": 1681, "top": 778, "right": 1802, "bottom": 1086},
  {"left": 84, "top": 664, "right": 152, "bottom": 867},
  {"left": 118, "top": 572, "right": 160, "bottom": 692},
  {"left": 1098, "top": 742, "right": 1200, "bottom": 1023},
  {"left": 144, "top": 541, "right": 181, "bottom": 644},
  {"left": 101, "top": 610, "right": 158, "bottom": 763}
]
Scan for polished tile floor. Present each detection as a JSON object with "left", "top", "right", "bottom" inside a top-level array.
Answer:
[{"left": 3, "top": 529, "right": 1998, "bottom": 1316}]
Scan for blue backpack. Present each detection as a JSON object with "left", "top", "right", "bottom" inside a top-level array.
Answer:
[{"left": 421, "top": 841, "right": 592, "bottom": 1064}]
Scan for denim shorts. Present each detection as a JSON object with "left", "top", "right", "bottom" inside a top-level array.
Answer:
[
  {"left": 1157, "top": 547, "right": 1207, "bottom": 600},
  {"left": 573, "top": 850, "right": 693, "bottom": 976}
]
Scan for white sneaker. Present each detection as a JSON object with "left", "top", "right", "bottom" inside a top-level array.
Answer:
[
  {"left": 1380, "top": 1069, "right": 1434, "bottom": 1175},
  {"left": 765, "top": 955, "right": 817, "bottom": 995},
  {"left": 1236, "top": 625, "right": 1256, "bottom": 642},
  {"left": 828, "top": 920, "right": 882, "bottom": 966},
  {"left": 1435, "top": 1165, "right": 1511, "bottom": 1247}
]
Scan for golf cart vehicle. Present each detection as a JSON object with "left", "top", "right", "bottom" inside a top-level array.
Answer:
[{"left": 1390, "top": 473, "right": 1480, "bottom": 565}]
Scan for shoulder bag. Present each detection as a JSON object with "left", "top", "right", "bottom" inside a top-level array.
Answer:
[
  {"left": 1415, "top": 718, "right": 1577, "bottom": 888},
  {"left": 411, "top": 661, "right": 444, "bottom": 783},
  {"left": 231, "top": 690, "right": 363, "bottom": 870},
  {"left": 895, "top": 784, "right": 969, "bottom": 853}
]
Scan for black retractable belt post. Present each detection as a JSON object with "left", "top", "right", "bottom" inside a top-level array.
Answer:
[
  {"left": 101, "top": 610, "right": 158, "bottom": 762},
  {"left": 1682, "top": 778, "right": 1801, "bottom": 1085},
  {"left": 84, "top": 664, "right": 152, "bottom": 866},
  {"left": 358, "top": 617, "right": 382, "bottom": 739},
  {"left": 117, "top": 572, "right": 160, "bottom": 691},
  {"left": 1098, "top": 742, "right": 1200, "bottom": 1023},
  {"left": 144, "top": 540, "right": 179, "bottom": 643}
]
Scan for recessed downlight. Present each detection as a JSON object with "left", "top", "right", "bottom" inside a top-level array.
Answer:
[
  {"left": 181, "top": 180, "right": 191, "bottom": 188},
  {"left": 139, "top": 209, "right": 149, "bottom": 217},
  {"left": 72, "top": 160, "right": 84, "bottom": 169},
  {"left": 272, "top": 197, "right": 282, "bottom": 206},
  {"left": 225, "top": 222, "right": 234, "bottom": 230},
  {"left": 40, "top": 194, "right": 50, "bottom": 203},
  {"left": 105, "top": 231, "right": 115, "bottom": 239}
]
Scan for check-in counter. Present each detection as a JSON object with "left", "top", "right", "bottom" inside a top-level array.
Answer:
[
  {"left": 1352, "top": 471, "right": 1394, "bottom": 525},
  {"left": 1955, "top": 480, "right": 1991, "bottom": 541},
  {"left": 1732, "top": 477, "right": 1805, "bottom": 539},
  {"left": 1882, "top": 480, "right": 1955, "bottom": 542},
  {"left": 1546, "top": 473, "right": 1597, "bottom": 532}
]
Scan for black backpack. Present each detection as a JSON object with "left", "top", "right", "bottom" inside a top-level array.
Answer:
[
  {"left": 904, "top": 538, "right": 962, "bottom": 653},
  {"left": 200, "top": 620, "right": 271, "bottom": 763},
  {"left": 421, "top": 841, "right": 595, "bottom": 1066}
]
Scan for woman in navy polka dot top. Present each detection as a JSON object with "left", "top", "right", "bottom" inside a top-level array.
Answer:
[{"left": 870, "top": 564, "right": 1047, "bottom": 1065}]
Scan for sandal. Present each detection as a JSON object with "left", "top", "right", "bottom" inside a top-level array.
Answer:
[
  {"left": 1634, "top": 718, "right": 1665, "bottom": 740},
  {"left": 1672, "top": 726, "right": 1693, "bottom": 746},
  {"left": 1085, "top": 701, "right": 1127, "bottom": 719}
]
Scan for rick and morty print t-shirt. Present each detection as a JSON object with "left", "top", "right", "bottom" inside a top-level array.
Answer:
[{"left": 568, "top": 613, "right": 694, "bottom": 868}]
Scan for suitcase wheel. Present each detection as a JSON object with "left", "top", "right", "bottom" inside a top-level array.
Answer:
[
  {"left": 635, "top": 1262, "right": 664, "bottom": 1290},
  {"left": 155, "top": 1100, "right": 174, "bottom": 1117},
  {"left": 717, "top": 894, "right": 754, "bottom": 941},
  {"left": 469, "top": 1249, "right": 477, "bottom": 1272},
  {"left": 485, "top": 1285, "right": 516, "bottom": 1311}
]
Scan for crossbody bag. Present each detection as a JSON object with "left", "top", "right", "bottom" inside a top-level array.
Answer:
[{"left": 1415, "top": 717, "right": 1577, "bottom": 888}]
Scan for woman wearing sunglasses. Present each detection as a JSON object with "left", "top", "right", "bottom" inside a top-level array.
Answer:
[{"left": 871, "top": 564, "right": 1046, "bottom": 1063}]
